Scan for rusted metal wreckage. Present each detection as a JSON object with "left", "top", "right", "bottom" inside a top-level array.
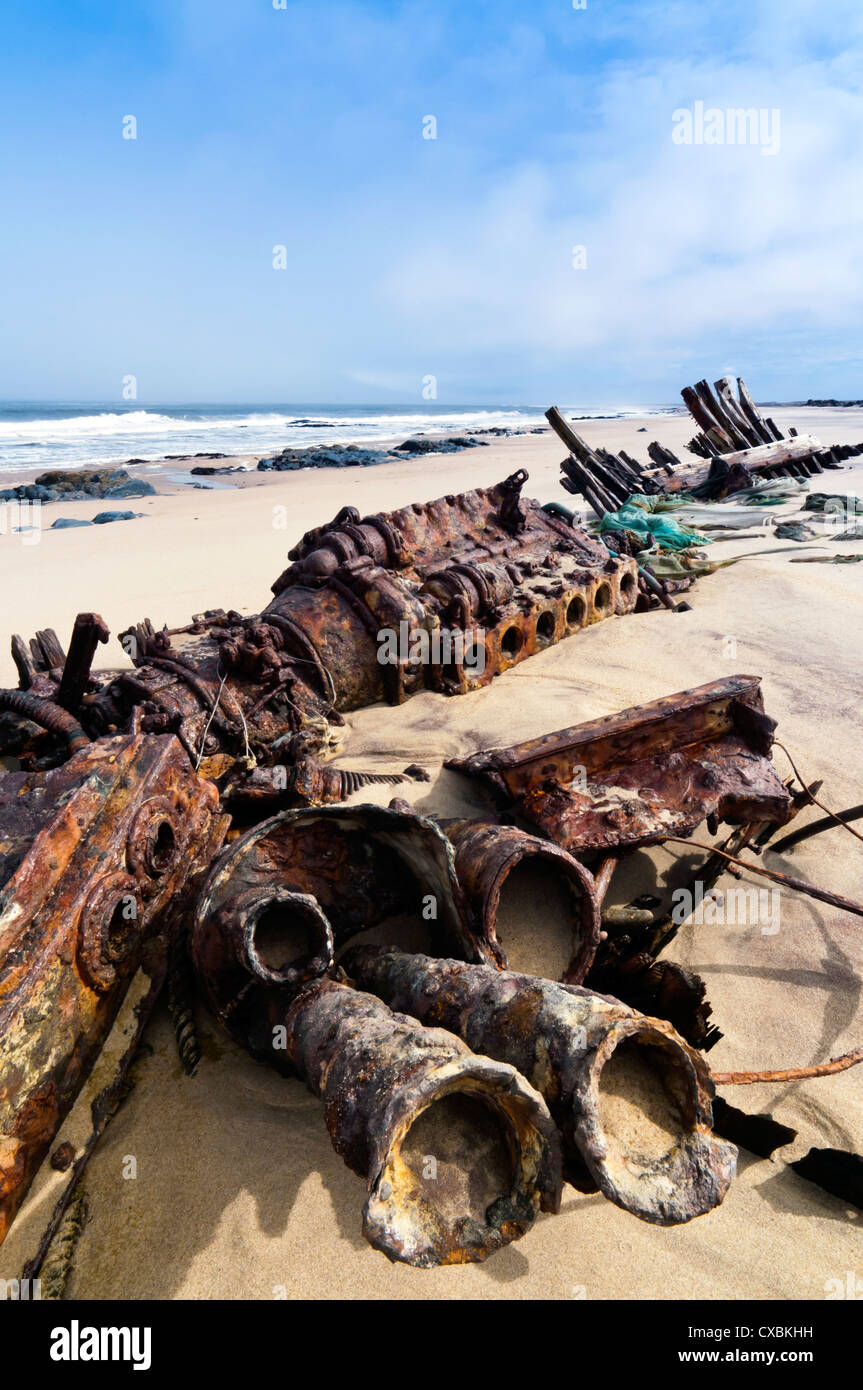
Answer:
[
  {"left": 548, "top": 376, "right": 863, "bottom": 514},
  {"left": 0, "top": 464, "right": 859, "bottom": 1276},
  {"left": 3, "top": 471, "right": 638, "bottom": 791}
]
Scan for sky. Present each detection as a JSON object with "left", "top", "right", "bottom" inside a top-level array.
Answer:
[{"left": 1, "top": 0, "right": 862, "bottom": 405}]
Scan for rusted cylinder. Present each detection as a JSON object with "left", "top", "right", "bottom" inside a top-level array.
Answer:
[
  {"left": 192, "top": 803, "right": 495, "bottom": 1015},
  {"left": 344, "top": 949, "right": 737, "bottom": 1227},
  {"left": 193, "top": 882, "right": 335, "bottom": 1037},
  {"left": 228, "top": 975, "right": 563, "bottom": 1266},
  {"left": 443, "top": 820, "right": 601, "bottom": 983}
]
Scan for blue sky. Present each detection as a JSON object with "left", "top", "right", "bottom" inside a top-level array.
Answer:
[{"left": 1, "top": 0, "right": 862, "bottom": 404}]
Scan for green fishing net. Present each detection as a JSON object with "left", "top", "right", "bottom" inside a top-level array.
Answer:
[{"left": 597, "top": 496, "right": 712, "bottom": 550}]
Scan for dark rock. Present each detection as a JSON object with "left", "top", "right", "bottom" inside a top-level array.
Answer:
[
  {"left": 393, "top": 436, "right": 488, "bottom": 455},
  {"left": 190, "top": 465, "right": 245, "bottom": 476},
  {"left": 18, "top": 469, "right": 158, "bottom": 502},
  {"left": 259, "top": 445, "right": 391, "bottom": 471},
  {"left": 165, "top": 452, "right": 229, "bottom": 460},
  {"left": 91, "top": 510, "right": 142, "bottom": 524}
]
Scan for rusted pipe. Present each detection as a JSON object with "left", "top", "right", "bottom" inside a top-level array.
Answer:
[
  {"left": 662, "top": 835, "right": 863, "bottom": 920},
  {"left": 266, "top": 978, "right": 562, "bottom": 1266},
  {"left": 713, "top": 1044, "right": 863, "bottom": 1085},
  {"left": 343, "top": 948, "right": 737, "bottom": 1227},
  {"left": 192, "top": 803, "right": 495, "bottom": 1017},
  {"left": 443, "top": 819, "right": 602, "bottom": 983},
  {"left": 0, "top": 688, "right": 90, "bottom": 754}
]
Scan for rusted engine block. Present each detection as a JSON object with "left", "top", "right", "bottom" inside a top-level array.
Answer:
[
  {"left": 0, "top": 734, "right": 226, "bottom": 1243},
  {"left": 2, "top": 473, "right": 637, "bottom": 785}
]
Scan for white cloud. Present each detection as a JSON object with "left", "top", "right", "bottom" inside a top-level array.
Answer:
[{"left": 377, "top": 30, "right": 863, "bottom": 394}]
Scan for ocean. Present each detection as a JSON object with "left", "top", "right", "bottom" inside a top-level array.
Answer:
[{"left": 0, "top": 402, "right": 681, "bottom": 473}]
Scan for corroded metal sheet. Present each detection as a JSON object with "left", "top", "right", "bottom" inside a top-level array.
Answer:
[
  {"left": 0, "top": 734, "right": 227, "bottom": 1244},
  {"left": 450, "top": 676, "right": 793, "bottom": 853}
]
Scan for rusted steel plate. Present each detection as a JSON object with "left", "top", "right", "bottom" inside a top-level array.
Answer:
[
  {"left": 450, "top": 676, "right": 793, "bottom": 853},
  {"left": 0, "top": 734, "right": 227, "bottom": 1244},
  {"left": 345, "top": 947, "right": 737, "bottom": 1227}
]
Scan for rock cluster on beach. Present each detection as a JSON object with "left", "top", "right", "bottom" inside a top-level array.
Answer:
[
  {"left": 258, "top": 436, "right": 489, "bottom": 471},
  {"left": 0, "top": 469, "right": 156, "bottom": 504}
]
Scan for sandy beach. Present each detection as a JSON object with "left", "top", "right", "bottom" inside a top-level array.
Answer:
[{"left": 2, "top": 409, "right": 862, "bottom": 1300}]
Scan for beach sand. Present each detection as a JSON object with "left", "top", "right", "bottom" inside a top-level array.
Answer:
[{"left": 2, "top": 409, "right": 862, "bottom": 1300}]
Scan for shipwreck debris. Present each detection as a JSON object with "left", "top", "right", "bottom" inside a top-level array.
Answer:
[
  {"left": 191, "top": 803, "right": 489, "bottom": 1030},
  {"left": 448, "top": 676, "right": 793, "bottom": 855},
  {"left": 278, "top": 980, "right": 562, "bottom": 1266},
  {"left": 3, "top": 472, "right": 639, "bottom": 794},
  {"left": 344, "top": 947, "right": 737, "bottom": 1226},
  {"left": 548, "top": 377, "right": 863, "bottom": 513},
  {"left": 442, "top": 818, "right": 601, "bottom": 984},
  {"left": 0, "top": 734, "right": 227, "bottom": 1244},
  {"left": 448, "top": 675, "right": 798, "bottom": 1046},
  {"left": 191, "top": 918, "right": 563, "bottom": 1267}
]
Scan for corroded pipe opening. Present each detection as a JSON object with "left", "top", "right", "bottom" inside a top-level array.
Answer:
[
  {"left": 488, "top": 852, "right": 591, "bottom": 983},
  {"left": 344, "top": 949, "right": 737, "bottom": 1228},
  {"left": 365, "top": 1060, "right": 559, "bottom": 1266},
  {"left": 240, "top": 888, "right": 334, "bottom": 987},
  {"left": 279, "top": 979, "right": 562, "bottom": 1266},
  {"left": 446, "top": 821, "right": 601, "bottom": 982},
  {"left": 578, "top": 1021, "right": 719, "bottom": 1225}
]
